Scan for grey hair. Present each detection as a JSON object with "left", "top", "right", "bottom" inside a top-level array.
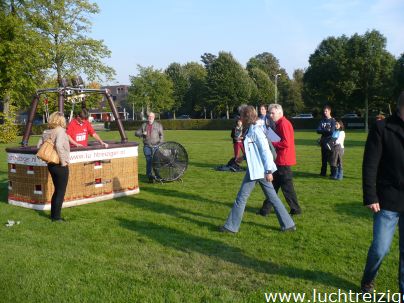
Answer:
[
  {"left": 268, "top": 103, "right": 283, "bottom": 115},
  {"left": 238, "top": 104, "right": 248, "bottom": 114},
  {"left": 398, "top": 91, "right": 404, "bottom": 110}
]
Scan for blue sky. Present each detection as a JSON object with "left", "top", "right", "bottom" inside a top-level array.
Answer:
[{"left": 91, "top": 0, "right": 404, "bottom": 85}]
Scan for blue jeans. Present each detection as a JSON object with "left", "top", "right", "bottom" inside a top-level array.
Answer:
[
  {"left": 224, "top": 170, "right": 295, "bottom": 232},
  {"left": 362, "top": 209, "right": 404, "bottom": 292},
  {"left": 143, "top": 146, "right": 156, "bottom": 178}
]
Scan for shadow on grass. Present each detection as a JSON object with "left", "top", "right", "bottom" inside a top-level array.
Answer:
[
  {"left": 118, "top": 218, "right": 358, "bottom": 291},
  {"left": 334, "top": 202, "right": 372, "bottom": 220},
  {"left": 119, "top": 196, "right": 222, "bottom": 230}
]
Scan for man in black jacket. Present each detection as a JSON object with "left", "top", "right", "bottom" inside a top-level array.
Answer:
[
  {"left": 316, "top": 105, "right": 336, "bottom": 176},
  {"left": 361, "top": 92, "right": 404, "bottom": 294}
]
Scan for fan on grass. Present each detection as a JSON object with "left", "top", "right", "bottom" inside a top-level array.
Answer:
[{"left": 152, "top": 142, "right": 188, "bottom": 182}]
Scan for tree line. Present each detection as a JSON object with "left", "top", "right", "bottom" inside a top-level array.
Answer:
[{"left": 1, "top": 1, "right": 404, "bottom": 141}]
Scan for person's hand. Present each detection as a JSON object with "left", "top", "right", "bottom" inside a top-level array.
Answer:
[
  {"left": 265, "top": 173, "right": 273, "bottom": 182},
  {"left": 102, "top": 142, "right": 109, "bottom": 148},
  {"left": 75, "top": 143, "right": 83, "bottom": 147},
  {"left": 366, "top": 203, "right": 380, "bottom": 213},
  {"left": 143, "top": 131, "right": 147, "bottom": 136}
]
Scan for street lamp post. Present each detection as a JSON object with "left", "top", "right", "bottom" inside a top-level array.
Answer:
[{"left": 274, "top": 73, "right": 281, "bottom": 104}]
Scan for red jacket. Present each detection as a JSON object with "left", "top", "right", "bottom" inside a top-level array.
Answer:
[{"left": 272, "top": 116, "right": 296, "bottom": 166}]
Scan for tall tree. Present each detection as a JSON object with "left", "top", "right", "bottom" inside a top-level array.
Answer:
[
  {"left": 128, "top": 65, "right": 174, "bottom": 117},
  {"left": 346, "top": 30, "right": 395, "bottom": 130},
  {"left": 25, "top": 0, "right": 115, "bottom": 84},
  {"left": 393, "top": 53, "right": 404, "bottom": 99},
  {"left": 0, "top": 1, "right": 46, "bottom": 141},
  {"left": 248, "top": 67, "right": 274, "bottom": 106},
  {"left": 165, "top": 62, "right": 188, "bottom": 119},
  {"left": 205, "top": 52, "right": 252, "bottom": 118},
  {"left": 303, "top": 35, "right": 352, "bottom": 113},
  {"left": 284, "top": 69, "right": 305, "bottom": 115},
  {"left": 183, "top": 62, "right": 207, "bottom": 118},
  {"left": 246, "top": 52, "right": 281, "bottom": 80}
]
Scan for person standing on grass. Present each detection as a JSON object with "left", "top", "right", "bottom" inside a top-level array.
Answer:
[
  {"left": 231, "top": 117, "right": 245, "bottom": 159},
  {"left": 219, "top": 105, "right": 295, "bottom": 233},
  {"left": 317, "top": 105, "right": 336, "bottom": 176},
  {"left": 135, "top": 112, "right": 164, "bottom": 183},
  {"left": 329, "top": 120, "right": 345, "bottom": 180},
  {"left": 257, "top": 104, "right": 302, "bottom": 216},
  {"left": 37, "top": 112, "right": 70, "bottom": 222},
  {"left": 360, "top": 91, "right": 404, "bottom": 293}
]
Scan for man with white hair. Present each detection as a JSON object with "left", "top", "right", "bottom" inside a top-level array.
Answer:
[
  {"left": 257, "top": 103, "right": 302, "bottom": 216},
  {"left": 360, "top": 91, "right": 404, "bottom": 293},
  {"left": 135, "top": 112, "right": 164, "bottom": 183}
]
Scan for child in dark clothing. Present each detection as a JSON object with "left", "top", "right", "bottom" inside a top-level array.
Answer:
[{"left": 231, "top": 118, "right": 245, "bottom": 159}]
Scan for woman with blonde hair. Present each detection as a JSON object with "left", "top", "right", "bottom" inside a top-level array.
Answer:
[{"left": 37, "top": 112, "right": 70, "bottom": 221}]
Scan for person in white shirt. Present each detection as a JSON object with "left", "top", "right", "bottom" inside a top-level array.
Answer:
[{"left": 329, "top": 120, "right": 345, "bottom": 180}]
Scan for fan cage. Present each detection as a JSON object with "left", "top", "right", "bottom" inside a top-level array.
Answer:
[{"left": 151, "top": 141, "right": 188, "bottom": 182}]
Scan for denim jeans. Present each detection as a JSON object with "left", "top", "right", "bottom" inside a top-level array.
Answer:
[
  {"left": 143, "top": 146, "right": 155, "bottom": 178},
  {"left": 362, "top": 209, "right": 404, "bottom": 292},
  {"left": 224, "top": 170, "right": 295, "bottom": 232}
]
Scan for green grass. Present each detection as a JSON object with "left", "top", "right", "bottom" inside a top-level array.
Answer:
[{"left": 0, "top": 130, "right": 399, "bottom": 302}]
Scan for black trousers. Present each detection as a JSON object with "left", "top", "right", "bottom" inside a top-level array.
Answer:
[
  {"left": 48, "top": 164, "right": 69, "bottom": 220},
  {"left": 259, "top": 166, "right": 301, "bottom": 214},
  {"left": 320, "top": 146, "right": 331, "bottom": 176}
]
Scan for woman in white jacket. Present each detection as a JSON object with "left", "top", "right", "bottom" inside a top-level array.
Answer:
[{"left": 220, "top": 106, "right": 295, "bottom": 233}]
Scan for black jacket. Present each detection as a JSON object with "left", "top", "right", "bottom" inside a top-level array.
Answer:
[{"left": 362, "top": 114, "right": 404, "bottom": 211}]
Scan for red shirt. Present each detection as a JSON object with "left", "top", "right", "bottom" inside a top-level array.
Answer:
[
  {"left": 66, "top": 119, "right": 95, "bottom": 147},
  {"left": 272, "top": 116, "right": 296, "bottom": 166}
]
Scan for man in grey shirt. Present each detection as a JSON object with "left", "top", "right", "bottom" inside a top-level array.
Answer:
[{"left": 135, "top": 112, "right": 164, "bottom": 183}]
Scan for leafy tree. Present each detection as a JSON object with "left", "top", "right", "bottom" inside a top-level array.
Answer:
[
  {"left": 246, "top": 52, "right": 281, "bottom": 79},
  {"left": 25, "top": 0, "right": 115, "bottom": 84},
  {"left": 284, "top": 69, "right": 305, "bottom": 115},
  {"left": 248, "top": 67, "right": 274, "bottom": 106},
  {"left": 393, "top": 53, "right": 404, "bottom": 99},
  {"left": 183, "top": 62, "right": 207, "bottom": 118},
  {"left": 128, "top": 65, "right": 174, "bottom": 117},
  {"left": 0, "top": 1, "right": 46, "bottom": 141},
  {"left": 205, "top": 52, "right": 252, "bottom": 118},
  {"left": 165, "top": 63, "right": 188, "bottom": 119},
  {"left": 346, "top": 30, "right": 395, "bottom": 130},
  {"left": 303, "top": 35, "right": 352, "bottom": 113}
]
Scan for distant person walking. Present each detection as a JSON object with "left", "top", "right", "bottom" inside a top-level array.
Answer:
[
  {"left": 37, "top": 112, "right": 70, "bottom": 222},
  {"left": 257, "top": 104, "right": 302, "bottom": 216},
  {"left": 135, "top": 112, "right": 164, "bottom": 183},
  {"left": 317, "top": 105, "right": 336, "bottom": 176},
  {"left": 219, "top": 105, "right": 295, "bottom": 233},
  {"left": 360, "top": 92, "right": 404, "bottom": 293},
  {"left": 329, "top": 120, "right": 345, "bottom": 180}
]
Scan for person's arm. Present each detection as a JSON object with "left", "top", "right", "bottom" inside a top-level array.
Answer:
[
  {"left": 91, "top": 132, "right": 108, "bottom": 148},
  {"left": 272, "top": 122, "right": 291, "bottom": 150},
  {"left": 68, "top": 135, "right": 83, "bottom": 147},
  {"left": 135, "top": 125, "right": 145, "bottom": 138},
  {"left": 362, "top": 121, "right": 384, "bottom": 209},
  {"left": 316, "top": 120, "right": 324, "bottom": 134}
]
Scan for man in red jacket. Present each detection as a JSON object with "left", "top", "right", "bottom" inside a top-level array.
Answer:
[{"left": 257, "top": 103, "right": 302, "bottom": 216}]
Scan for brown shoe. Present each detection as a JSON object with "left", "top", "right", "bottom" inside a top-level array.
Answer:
[
  {"left": 218, "top": 226, "right": 236, "bottom": 234},
  {"left": 361, "top": 280, "right": 375, "bottom": 293}
]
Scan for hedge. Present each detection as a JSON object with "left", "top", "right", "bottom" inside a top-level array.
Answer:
[{"left": 107, "top": 118, "right": 369, "bottom": 131}]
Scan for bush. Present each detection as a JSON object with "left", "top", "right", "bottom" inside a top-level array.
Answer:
[{"left": 108, "top": 119, "right": 236, "bottom": 131}]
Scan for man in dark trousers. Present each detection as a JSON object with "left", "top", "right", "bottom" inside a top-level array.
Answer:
[
  {"left": 316, "top": 105, "right": 336, "bottom": 176},
  {"left": 135, "top": 112, "right": 164, "bottom": 183},
  {"left": 257, "top": 104, "right": 302, "bottom": 216},
  {"left": 360, "top": 92, "right": 404, "bottom": 293}
]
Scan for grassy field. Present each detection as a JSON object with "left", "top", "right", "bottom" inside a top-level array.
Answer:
[{"left": 0, "top": 130, "right": 399, "bottom": 302}]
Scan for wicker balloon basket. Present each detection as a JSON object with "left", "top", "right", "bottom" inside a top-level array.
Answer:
[{"left": 6, "top": 143, "right": 139, "bottom": 210}]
